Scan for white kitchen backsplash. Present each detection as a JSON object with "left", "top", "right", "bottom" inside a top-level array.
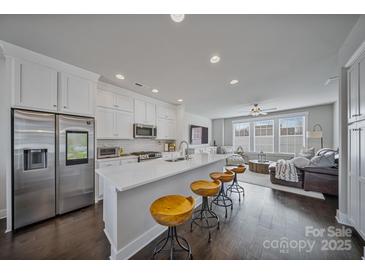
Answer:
[{"left": 96, "top": 139, "right": 170, "bottom": 153}]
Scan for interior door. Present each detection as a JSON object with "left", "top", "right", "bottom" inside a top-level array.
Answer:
[
  {"left": 57, "top": 115, "right": 94, "bottom": 214},
  {"left": 13, "top": 109, "right": 56, "bottom": 229}
]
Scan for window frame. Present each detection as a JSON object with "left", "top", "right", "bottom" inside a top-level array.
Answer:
[
  {"left": 232, "top": 111, "right": 308, "bottom": 154},
  {"left": 253, "top": 119, "right": 275, "bottom": 153},
  {"left": 232, "top": 122, "right": 251, "bottom": 152},
  {"left": 278, "top": 116, "right": 306, "bottom": 154}
]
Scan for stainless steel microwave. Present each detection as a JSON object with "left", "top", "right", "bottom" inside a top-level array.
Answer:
[{"left": 133, "top": 124, "right": 157, "bottom": 139}]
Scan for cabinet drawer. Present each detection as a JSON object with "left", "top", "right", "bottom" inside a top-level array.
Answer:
[{"left": 98, "top": 160, "right": 121, "bottom": 168}]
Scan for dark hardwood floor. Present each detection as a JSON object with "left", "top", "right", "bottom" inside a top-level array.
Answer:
[{"left": 0, "top": 182, "right": 363, "bottom": 260}]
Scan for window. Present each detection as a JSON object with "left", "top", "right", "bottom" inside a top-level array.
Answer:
[
  {"left": 254, "top": 120, "right": 274, "bottom": 152},
  {"left": 279, "top": 116, "right": 305, "bottom": 153},
  {"left": 233, "top": 122, "right": 250, "bottom": 152}
]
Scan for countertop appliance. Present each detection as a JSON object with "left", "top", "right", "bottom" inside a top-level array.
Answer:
[
  {"left": 12, "top": 109, "right": 95, "bottom": 229},
  {"left": 97, "top": 146, "right": 119, "bottom": 159},
  {"left": 133, "top": 124, "right": 157, "bottom": 139},
  {"left": 131, "top": 151, "right": 162, "bottom": 162}
]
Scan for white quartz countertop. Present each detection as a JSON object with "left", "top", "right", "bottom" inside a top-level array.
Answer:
[{"left": 96, "top": 153, "right": 229, "bottom": 192}]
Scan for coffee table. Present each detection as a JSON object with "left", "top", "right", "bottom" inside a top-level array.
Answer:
[{"left": 248, "top": 160, "right": 273, "bottom": 174}]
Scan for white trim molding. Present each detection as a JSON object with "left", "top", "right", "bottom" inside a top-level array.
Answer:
[
  {"left": 345, "top": 39, "right": 365, "bottom": 68},
  {"left": 335, "top": 209, "right": 351, "bottom": 226}
]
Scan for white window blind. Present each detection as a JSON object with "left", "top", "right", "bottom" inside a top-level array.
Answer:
[{"left": 233, "top": 122, "right": 250, "bottom": 152}]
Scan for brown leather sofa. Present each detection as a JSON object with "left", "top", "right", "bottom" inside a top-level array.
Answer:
[
  {"left": 302, "top": 167, "right": 338, "bottom": 196},
  {"left": 269, "top": 165, "right": 338, "bottom": 196}
]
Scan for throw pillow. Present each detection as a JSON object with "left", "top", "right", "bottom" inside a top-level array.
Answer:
[{"left": 309, "top": 152, "right": 335, "bottom": 167}]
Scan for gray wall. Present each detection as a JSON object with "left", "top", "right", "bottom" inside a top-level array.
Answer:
[{"left": 212, "top": 103, "right": 335, "bottom": 151}]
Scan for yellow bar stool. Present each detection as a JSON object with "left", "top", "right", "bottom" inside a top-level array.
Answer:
[
  {"left": 209, "top": 171, "right": 235, "bottom": 218},
  {"left": 190, "top": 179, "right": 221, "bottom": 242},
  {"left": 226, "top": 165, "right": 246, "bottom": 202},
  {"left": 150, "top": 195, "right": 195, "bottom": 260}
]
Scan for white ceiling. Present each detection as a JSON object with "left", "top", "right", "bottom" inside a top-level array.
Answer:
[{"left": 0, "top": 15, "right": 359, "bottom": 118}]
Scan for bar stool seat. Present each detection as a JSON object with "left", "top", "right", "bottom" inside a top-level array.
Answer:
[
  {"left": 150, "top": 195, "right": 195, "bottom": 260},
  {"left": 226, "top": 165, "right": 246, "bottom": 202},
  {"left": 209, "top": 171, "right": 235, "bottom": 218},
  {"left": 190, "top": 180, "right": 221, "bottom": 242}
]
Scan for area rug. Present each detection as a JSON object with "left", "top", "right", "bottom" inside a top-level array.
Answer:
[{"left": 228, "top": 166, "right": 325, "bottom": 200}]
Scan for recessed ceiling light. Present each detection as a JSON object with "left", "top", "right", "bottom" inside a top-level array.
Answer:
[
  {"left": 210, "top": 55, "right": 220, "bottom": 64},
  {"left": 152, "top": 89, "right": 159, "bottom": 93},
  {"left": 170, "top": 14, "right": 185, "bottom": 23},
  {"left": 230, "top": 79, "right": 239, "bottom": 85},
  {"left": 177, "top": 99, "right": 183, "bottom": 102},
  {"left": 115, "top": 74, "right": 125, "bottom": 80}
]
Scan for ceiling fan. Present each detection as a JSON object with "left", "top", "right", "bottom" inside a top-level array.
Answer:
[{"left": 242, "top": 104, "right": 277, "bottom": 116}]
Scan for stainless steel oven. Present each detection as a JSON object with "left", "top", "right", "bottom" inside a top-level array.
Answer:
[
  {"left": 97, "top": 147, "right": 119, "bottom": 159},
  {"left": 133, "top": 124, "right": 157, "bottom": 139}
]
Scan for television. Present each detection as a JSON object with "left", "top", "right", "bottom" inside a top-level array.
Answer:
[{"left": 190, "top": 125, "right": 208, "bottom": 145}]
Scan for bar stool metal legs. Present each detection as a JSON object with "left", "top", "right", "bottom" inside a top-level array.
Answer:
[
  {"left": 152, "top": 226, "right": 192, "bottom": 260},
  {"left": 190, "top": 196, "right": 219, "bottom": 242},
  {"left": 210, "top": 184, "right": 233, "bottom": 219},
  {"left": 226, "top": 173, "right": 245, "bottom": 202}
]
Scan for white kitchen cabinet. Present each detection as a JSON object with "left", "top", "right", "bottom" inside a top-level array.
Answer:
[
  {"left": 96, "top": 89, "right": 133, "bottom": 113},
  {"left": 157, "top": 105, "right": 177, "bottom": 120},
  {"left": 348, "top": 64, "right": 359, "bottom": 123},
  {"left": 96, "top": 107, "right": 133, "bottom": 139},
  {"left": 359, "top": 54, "right": 365, "bottom": 122},
  {"left": 348, "top": 123, "right": 360, "bottom": 227},
  {"left": 120, "top": 158, "right": 138, "bottom": 165},
  {"left": 115, "top": 110, "right": 134, "bottom": 139},
  {"left": 96, "top": 108, "right": 115, "bottom": 138},
  {"left": 157, "top": 118, "right": 176, "bottom": 140},
  {"left": 134, "top": 99, "right": 156, "bottom": 125},
  {"left": 358, "top": 121, "right": 365, "bottom": 237},
  {"left": 59, "top": 72, "right": 95, "bottom": 116},
  {"left": 13, "top": 59, "right": 58, "bottom": 111}
]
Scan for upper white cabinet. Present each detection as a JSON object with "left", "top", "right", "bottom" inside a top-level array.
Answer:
[
  {"left": 96, "top": 108, "right": 133, "bottom": 139},
  {"left": 96, "top": 88, "right": 133, "bottom": 113},
  {"left": 157, "top": 118, "right": 176, "bottom": 140},
  {"left": 348, "top": 64, "right": 359, "bottom": 123},
  {"left": 59, "top": 72, "right": 95, "bottom": 116},
  {"left": 157, "top": 105, "right": 177, "bottom": 120},
  {"left": 13, "top": 59, "right": 58, "bottom": 112},
  {"left": 134, "top": 99, "right": 156, "bottom": 125},
  {"left": 359, "top": 54, "right": 365, "bottom": 122},
  {"left": 348, "top": 53, "right": 365, "bottom": 123}
]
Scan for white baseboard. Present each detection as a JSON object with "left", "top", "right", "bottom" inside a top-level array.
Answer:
[
  {"left": 106, "top": 196, "right": 202, "bottom": 260},
  {"left": 0, "top": 208, "right": 6, "bottom": 220},
  {"left": 335, "top": 210, "right": 351, "bottom": 226}
]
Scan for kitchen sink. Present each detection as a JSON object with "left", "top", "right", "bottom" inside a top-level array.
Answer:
[{"left": 165, "top": 157, "right": 186, "bottom": 162}]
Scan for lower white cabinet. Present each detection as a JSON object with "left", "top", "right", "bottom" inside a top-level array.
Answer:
[
  {"left": 157, "top": 118, "right": 176, "bottom": 140},
  {"left": 95, "top": 157, "right": 138, "bottom": 201},
  {"left": 348, "top": 120, "right": 365, "bottom": 239},
  {"left": 96, "top": 107, "right": 133, "bottom": 139}
]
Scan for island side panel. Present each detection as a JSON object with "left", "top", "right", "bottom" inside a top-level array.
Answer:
[{"left": 112, "top": 159, "right": 225, "bottom": 259}]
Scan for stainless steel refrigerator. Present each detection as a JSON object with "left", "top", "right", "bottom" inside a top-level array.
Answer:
[{"left": 12, "top": 109, "right": 95, "bottom": 229}]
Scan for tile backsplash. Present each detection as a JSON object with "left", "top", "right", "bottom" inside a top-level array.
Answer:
[{"left": 96, "top": 139, "right": 171, "bottom": 153}]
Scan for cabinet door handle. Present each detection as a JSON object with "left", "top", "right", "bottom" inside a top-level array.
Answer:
[
  {"left": 114, "top": 104, "right": 119, "bottom": 108},
  {"left": 53, "top": 104, "right": 57, "bottom": 107},
  {"left": 352, "top": 114, "right": 361, "bottom": 117},
  {"left": 63, "top": 106, "right": 67, "bottom": 109}
]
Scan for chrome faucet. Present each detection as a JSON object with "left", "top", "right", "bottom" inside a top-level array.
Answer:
[{"left": 179, "top": 140, "right": 191, "bottom": 160}]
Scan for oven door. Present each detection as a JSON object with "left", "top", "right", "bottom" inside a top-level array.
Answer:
[{"left": 134, "top": 124, "right": 156, "bottom": 138}]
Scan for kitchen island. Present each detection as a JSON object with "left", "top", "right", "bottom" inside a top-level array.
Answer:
[{"left": 96, "top": 153, "right": 229, "bottom": 260}]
